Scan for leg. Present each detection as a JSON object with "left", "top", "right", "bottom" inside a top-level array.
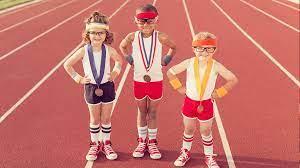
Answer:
[
  {"left": 86, "top": 104, "right": 101, "bottom": 161},
  {"left": 132, "top": 98, "right": 148, "bottom": 158},
  {"left": 199, "top": 119, "right": 219, "bottom": 168},
  {"left": 174, "top": 116, "right": 196, "bottom": 166},
  {"left": 147, "top": 98, "right": 162, "bottom": 159},
  {"left": 100, "top": 102, "right": 117, "bottom": 160}
]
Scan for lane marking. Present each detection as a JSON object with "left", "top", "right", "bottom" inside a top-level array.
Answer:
[
  {"left": 240, "top": 0, "right": 299, "bottom": 33},
  {"left": 0, "top": 0, "right": 104, "bottom": 61},
  {"left": 0, "top": 0, "right": 79, "bottom": 33},
  {"left": 211, "top": 0, "right": 300, "bottom": 87},
  {"left": 182, "top": 0, "right": 236, "bottom": 167},
  {"left": 272, "top": 0, "right": 300, "bottom": 11}
]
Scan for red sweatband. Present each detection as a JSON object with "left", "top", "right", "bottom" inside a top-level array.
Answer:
[
  {"left": 136, "top": 12, "right": 158, "bottom": 19},
  {"left": 192, "top": 39, "right": 217, "bottom": 47}
]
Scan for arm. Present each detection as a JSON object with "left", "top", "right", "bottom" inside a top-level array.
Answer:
[
  {"left": 167, "top": 59, "right": 190, "bottom": 94},
  {"left": 108, "top": 46, "right": 123, "bottom": 81},
  {"left": 212, "top": 61, "right": 238, "bottom": 99},
  {"left": 119, "top": 32, "right": 134, "bottom": 65},
  {"left": 158, "top": 32, "right": 176, "bottom": 66},
  {"left": 63, "top": 47, "right": 90, "bottom": 84}
]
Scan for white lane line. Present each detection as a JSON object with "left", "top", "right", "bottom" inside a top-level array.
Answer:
[
  {"left": 240, "top": 0, "right": 299, "bottom": 33},
  {"left": 0, "top": 0, "right": 45, "bottom": 16},
  {"left": 211, "top": 0, "right": 300, "bottom": 87},
  {"left": 0, "top": 45, "right": 82, "bottom": 124},
  {"left": 0, "top": 0, "right": 104, "bottom": 62},
  {"left": 0, "top": 0, "right": 79, "bottom": 33},
  {"left": 182, "top": 0, "right": 236, "bottom": 167},
  {"left": 272, "top": 0, "right": 300, "bottom": 11},
  {"left": 286, "top": 0, "right": 300, "bottom": 4}
]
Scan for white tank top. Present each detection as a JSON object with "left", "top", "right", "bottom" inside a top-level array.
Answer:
[
  {"left": 82, "top": 44, "right": 110, "bottom": 85},
  {"left": 186, "top": 57, "right": 218, "bottom": 101},
  {"left": 132, "top": 30, "right": 163, "bottom": 82}
]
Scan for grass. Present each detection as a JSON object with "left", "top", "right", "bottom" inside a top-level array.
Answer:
[{"left": 0, "top": 0, "right": 35, "bottom": 11}]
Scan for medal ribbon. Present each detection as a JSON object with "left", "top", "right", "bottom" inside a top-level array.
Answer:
[
  {"left": 194, "top": 57, "right": 213, "bottom": 101},
  {"left": 138, "top": 31, "right": 157, "bottom": 72},
  {"left": 87, "top": 44, "right": 106, "bottom": 86}
]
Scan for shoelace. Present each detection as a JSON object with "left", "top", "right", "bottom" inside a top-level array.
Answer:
[
  {"left": 148, "top": 143, "right": 160, "bottom": 154},
  {"left": 206, "top": 155, "right": 218, "bottom": 166},
  {"left": 103, "top": 145, "right": 115, "bottom": 154},
  {"left": 88, "top": 145, "right": 99, "bottom": 155},
  {"left": 135, "top": 142, "right": 147, "bottom": 152},
  {"left": 177, "top": 149, "right": 188, "bottom": 161}
]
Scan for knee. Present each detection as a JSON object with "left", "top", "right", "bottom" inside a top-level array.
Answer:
[
  {"left": 184, "top": 126, "right": 196, "bottom": 135},
  {"left": 200, "top": 126, "right": 212, "bottom": 136},
  {"left": 148, "top": 109, "right": 157, "bottom": 120}
]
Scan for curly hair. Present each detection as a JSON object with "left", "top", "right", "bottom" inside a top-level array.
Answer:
[{"left": 82, "top": 11, "right": 114, "bottom": 45}]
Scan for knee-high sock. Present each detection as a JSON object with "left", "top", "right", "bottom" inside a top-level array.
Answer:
[
  {"left": 90, "top": 123, "right": 100, "bottom": 143},
  {"left": 101, "top": 123, "right": 112, "bottom": 142},
  {"left": 201, "top": 133, "right": 213, "bottom": 155}
]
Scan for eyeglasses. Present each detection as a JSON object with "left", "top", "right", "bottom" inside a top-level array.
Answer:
[
  {"left": 135, "top": 18, "right": 157, "bottom": 25},
  {"left": 88, "top": 31, "right": 106, "bottom": 36},
  {"left": 193, "top": 47, "right": 216, "bottom": 53}
]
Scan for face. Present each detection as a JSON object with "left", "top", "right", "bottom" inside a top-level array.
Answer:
[
  {"left": 88, "top": 28, "right": 106, "bottom": 46},
  {"left": 193, "top": 45, "right": 216, "bottom": 60},
  {"left": 135, "top": 11, "right": 157, "bottom": 35}
]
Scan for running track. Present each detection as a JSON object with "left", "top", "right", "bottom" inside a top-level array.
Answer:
[{"left": 0, "top": 0, "right": 299, "bottom": 167}]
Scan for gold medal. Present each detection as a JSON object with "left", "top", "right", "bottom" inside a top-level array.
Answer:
[
  {"left": 197, "top": 104, "right": 204, "bottom": 114},
  {"left": 143, "top": 75, "right": 151, "bottom": 82},
  {"left": 95, "top": 88, "right": 103, "bottom": 97}
]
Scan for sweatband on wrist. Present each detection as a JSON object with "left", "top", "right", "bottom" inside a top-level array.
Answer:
[
  {"left": 112, "top": 62, "right": 121, "bottom": 74},
  {"left": 216, "top": 86, "right": 228, "bottom": 98},
  {"left": 170, "top": 78, "right": 182, "bottom": 90},
  {"left": 125, "top": 55, "right": 133, "bottom": 65},
  {"left": 163, "top": 55, "right": 172, "bottom": 66}
]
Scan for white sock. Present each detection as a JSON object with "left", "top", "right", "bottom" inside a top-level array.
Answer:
[
  {"left": 148, "top": 128, "right": 158, "bottom": 140},
  {"left": 182, "top": 132, "right": 193, "bottom": 151},
  {"left": 201, "top": 133, "right": 213, "bottom": 155},
  {"left": 89, "top": 123, "right": 100, "bottom": 143},
  {"left": 138, "top": 126, "right": 148, "bottom": 140},
  {"left": 101, "top": 123, "right": 112, "bottom": 142}
]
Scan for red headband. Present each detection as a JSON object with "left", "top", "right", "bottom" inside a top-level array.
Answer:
[
  {"left": 192, "top": 39, "right": 217, "bottom": 47},
  {"left": 136, "top": 12, "right": 158, "bottom": 19}
]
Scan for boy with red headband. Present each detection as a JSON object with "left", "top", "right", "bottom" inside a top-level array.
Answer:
[
  {"left": 167, "top": 32, "right": 238, "bottom": 167},
  {"left": 119, "top": 4, "right": 176, "bottom": 159}
]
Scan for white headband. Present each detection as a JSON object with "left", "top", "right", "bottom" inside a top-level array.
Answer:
[{"left": 85, "top": 23, "right": 109, "bottom": 31}]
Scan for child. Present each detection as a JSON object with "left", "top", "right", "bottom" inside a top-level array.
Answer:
[
  {"left": 63, "top": 11, "right": 122, "bottom": 161},
  {"left": 119, "top": 4, "right": 176, "bottom": 159},
  {"left": 167, "top": 32, "right": 238, "bottom": 167}
]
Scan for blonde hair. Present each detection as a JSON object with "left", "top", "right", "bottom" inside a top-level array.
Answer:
[{"left": 193, "top": 32, "right": 216, "bottom": 41}]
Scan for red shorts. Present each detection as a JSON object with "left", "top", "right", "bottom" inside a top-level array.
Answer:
[
  {"left": 182, "top": 96, "right": 214, "bottom": 121},
  {"left": 134, "top": 81, "right": 163, "bottom": 100}
]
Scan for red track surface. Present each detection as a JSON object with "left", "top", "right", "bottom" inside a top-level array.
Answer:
[{"left": 0, "top": 0, "right": 299, "bottom": 167}]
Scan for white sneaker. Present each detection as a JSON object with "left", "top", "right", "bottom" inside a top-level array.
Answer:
[{"left": 174, "top": 148, "right": 191, "bottom": 167}]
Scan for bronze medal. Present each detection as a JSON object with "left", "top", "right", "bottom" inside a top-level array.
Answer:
[
  {"left": 197, "top": 104, "right": 204, "bottom": 114},
  {"left": 143, "top": 75, "right": 151, "bottom": 82},
  {"left": 95, "top": 88, "right": 103, "bottom": 97}
]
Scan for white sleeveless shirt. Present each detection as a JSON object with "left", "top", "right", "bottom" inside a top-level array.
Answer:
[
  {"left": 132, "top": 31, "right": 163, "bottom": 82},
  {"left": 82, "top": 44, "right": 110, "bottom": 85},
  {"left": 186, "top": 57, "right": 218, "bottom": 101}
]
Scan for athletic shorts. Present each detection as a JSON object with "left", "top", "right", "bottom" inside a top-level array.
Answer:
[{"left": 84, "top": 81, "right": 115, "bottom": 105}]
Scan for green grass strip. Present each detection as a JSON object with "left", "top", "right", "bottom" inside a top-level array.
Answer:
[{"left": 0, "top": 0, "right": 35, "bottom": 11}]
